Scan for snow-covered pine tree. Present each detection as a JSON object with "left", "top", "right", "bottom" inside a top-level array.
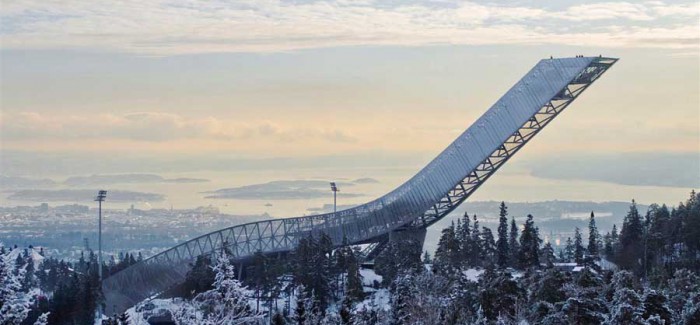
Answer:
[
  {"left": 509, "top": 217, "right": 520, "bottom": 268},
  {"left": 390, "top": 273, "right": 413, "bottom": 325},
  {"left": 642, "top": 289, "right": 672, "bottom": 324},
  {"left": 618, "top": 200, "right": 644, "bottom": 272},
  {"left": 518, "top": 214, "right": 540, "bottom": 268},
  {"left": 353, "top": 300, "right": 379, "bottom": 325},
  {"left": 603, "top": 232, "right": 614, "bottom": 260},
  {"left": 434, "top": 222, "right": 460, "bottom": 274},
  {"left": 32, "top": 312, "right": 49, "bottom": 325},
  {"left": 294, "top": 285, "right": 308, "bottom": 325},
  {"left": 532, "top": 268, "right": 570, "bottom": 304},
  {"left": 541, "top": 242, "right": 556, "bottom": 268},
  {"left": 496, "top": 202, "right": 510, "bottom": 268},
  {"left": 574, "top": 227, "right": 584, "bottom": 264},
  {"left": 478, "top": 270, "right": 525, "bottom": 321},
  {"left": 175, "top": 252, "right": 264, "bottom": 325},
  {"left": 345, "top": 248, "right": 364, "bottom": 303},
  {"left": 609, "top": 288, "right": 647, "bottom": 324},
  {"left": 471, "top": 215, "right": 483, "bottom": 266},
  {"left": 473, "top": 306, "right": 489, "bottom": 325},
  {"left": 0, "top": 251, "right": 30, "bottom": 325},
  {"left": 309, "top": 234, "right": 332, "bottom": 312},
  {"left": 457, "top": 212, "right": 472, "bottom": 267},
  {"left": 481, "top": 227, "right": 497, "bottom": 267},
  {"left": 422, "top": 251, "right": 432, "bottom": 264},
  {"left": 665, "top": 269, "right": 700, "bottom": 323},
  {"left": 564, "top": 237, "right": 574, "bottom": 262},
  {"left": 588, "top": 211, "right": 601, "bottom": 260}
]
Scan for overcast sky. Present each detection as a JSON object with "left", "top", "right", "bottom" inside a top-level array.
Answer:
[{"left": 1, "top": 0, "right": 698, "bottom": 206}]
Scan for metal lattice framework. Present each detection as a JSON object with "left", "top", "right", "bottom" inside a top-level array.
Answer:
[
  {"left": 103, "top": 56, "right": 617, "bottom": 313},
  {"left": 412, "top": 58, "right": 616, "bottom": 229}
]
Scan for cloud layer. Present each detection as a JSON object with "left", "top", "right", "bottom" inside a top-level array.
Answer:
[
  {"left": 0, "top": 111, "right": 357, "bottom": 143},
  {"left": 2, "top": 1, "right": 698, "bottom": 55}
]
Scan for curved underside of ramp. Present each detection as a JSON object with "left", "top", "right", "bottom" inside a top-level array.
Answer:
[{"left": 104, "top": 56, "right": 617, "bottom": 313}]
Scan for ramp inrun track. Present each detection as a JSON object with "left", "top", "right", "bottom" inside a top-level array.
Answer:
[{"left": 103, "top": 56, "right": 617, "bottom": 313}]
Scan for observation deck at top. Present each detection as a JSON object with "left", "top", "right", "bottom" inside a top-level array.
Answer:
[{"left": 103, "top": 56, "right": 618, "bottom": 314}]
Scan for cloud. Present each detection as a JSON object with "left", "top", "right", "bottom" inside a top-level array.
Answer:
[
  {"left": 0, "top": 175, "right": 57, "bottom": 189},
  {"left": 1, "top": 1, "right": 697, "bottom": 55},
  {"left": 0, "top": 111, "right": 357, "bottom": 143},
  {"left": 559, "top": 2, "right": 655, "bottom": 21}
]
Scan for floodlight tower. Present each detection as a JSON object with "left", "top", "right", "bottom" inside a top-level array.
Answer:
[
  {"left": 330, "top": 182, "right": 342, "bottom": 238},
  {"left": 330, "top": 182, "right": 338, "bottom": 215},
  {"left": 95, "top": 190, "right": 107, "bottom": 281}
]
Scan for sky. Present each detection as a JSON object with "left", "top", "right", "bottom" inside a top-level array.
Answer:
[{"left": 1, "top": 0, "right": 699, "bottom": 212}]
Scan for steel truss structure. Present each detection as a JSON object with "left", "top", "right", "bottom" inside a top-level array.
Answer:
[{"left": 103, "top": 56, "right": 617, "bottom": 314}]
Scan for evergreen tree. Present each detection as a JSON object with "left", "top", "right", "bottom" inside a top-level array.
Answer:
[
  {"left": 434, "top": 222, "right": 460, "bottom": 273},
  {"left": 541, "top": 242, "right": 556, "bottom": 268},
  {"left": 294, "top": 285, "right": 307, "bottom": 325},
  {"left": 607, "top": 224, "right": 620, "bottom": 261},
  {"left": 293, "top": 237, "right": 314, "bottom": 290},
  {"left": 665, "top": 269, "right": 700, "bottom": 323},
  {"left": 374, "top": 237, "right": 422, "bottom": 286},
  {"left": 533, "top": 268, "right": 571, "bottom": 304},
  {"left": 478, "top": 270, "right": 525, "bottom": 321},
  {"left": 250, "top": 251, "right": 273, "bottom": 313},
  {"left": 587, "top": 211, "right": 600, "bottom": 259},
  {"left": 33, "top": 312, "right": 49, "bottom": 325},
  {"left": 496, "top": 202, "right": 510, "bottom": 268},
  {"left": 310, "top": 233, "right": 333, "bottom": 312},
  {"left": 1, "top": 251, "right": 30, "bottom": 325},
  {"left": 646, "top": 204, "right": 671, "bottom": 276},
  {"left": 642, "top": 289, "right": 672, "bottom": 324},
  {"left": 345, "top": 248, "right": 364, "bottom": 303},
  {"left": 681, "top": 190, "right": 700, "bottom": 259},
  {"left": 470, "top": 215, "right": 483, "bottom": 267},
  {"left": 181, "top": 255, "right": 215, "bottom": 298},
  {"left": 457, "top": 212, "right": 472, "bottom": 267},
  {"left": 564, "top": 237, "right": 574, "bottom": 262},
  {"left": 618, "top": 200, "right": 645, "bottom": 272},
  {"left": 574, "top": 227, "right": 584, "bottom": 264},
  {"left": 603, "top": 232, "right": 614, "bottom": 259},
  {"left": 390, "top": 274, "right": 413, "bottom": 325},
  {"left": 481, "top": 227, "right": 497, "bottom": 267},
  {"left": 174, "top": 252, "right": 263, "bottom": 324},
  {"left": 609, "top": 288, "right": 647, "bottom": 324},
  {"left": 518, "top": 215, "right": 540, "bottom": 268},
  {"left": 509, "top": 217, "right": 520, "bottom": 268},
  {"left": 422, "top": 251, "right": 432, "bottom": 264}
]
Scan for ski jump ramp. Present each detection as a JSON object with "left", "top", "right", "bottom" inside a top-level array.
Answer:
[{"left": 104, "top": 56, "right": 617, "bottom": 313}]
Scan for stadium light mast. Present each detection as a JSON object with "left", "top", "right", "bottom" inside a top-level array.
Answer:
[
  {"left": 95, "top": 190, "right": 107, "bottom": 282},
  {"left": 330, "top": 182, "right": 344, "bottom": 239},
  {"left": 330, "top": 182, "right": 339, "bottom": 215}
]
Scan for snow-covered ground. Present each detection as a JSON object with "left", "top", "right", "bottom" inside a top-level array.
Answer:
[
  {"left": 360, "top": 268, "right": 383, "bottom": 287},
  {"left": 126, "top": 268, "right": 391, "bottom": 324},
  {"left": 463, "top": 268, "right": 485, "bottom": 282},
  {"left": 5, "top": 247, "right": 45, "bottom": 269}
]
